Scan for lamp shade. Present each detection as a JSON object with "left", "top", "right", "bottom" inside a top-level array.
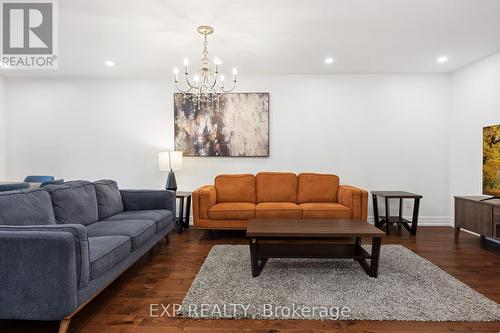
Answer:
[
  {"left": 169, "top": 151, "right": 183, "bottom": 170},
  {"left": 158, "top": 151, "right": 183, "bottom": 171}
]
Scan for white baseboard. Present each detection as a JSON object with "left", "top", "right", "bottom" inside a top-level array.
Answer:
[
  {"left": 368, "top": 216, "right": 453, "bottom": 227},
  {"left": 186, "top": 216, "right": 453, "bottom": 227}
]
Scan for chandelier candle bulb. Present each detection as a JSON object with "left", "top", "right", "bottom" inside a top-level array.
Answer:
[
  {"left": 173, "top": 67, "right": 179, "bottom": 82},
  {"left": 232, "top": 68, "right": 237, "bottom": 81}
]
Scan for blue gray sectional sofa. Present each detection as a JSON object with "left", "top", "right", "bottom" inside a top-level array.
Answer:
[{"left": 0, "top": 180, "right": 175, "bottom": 333}]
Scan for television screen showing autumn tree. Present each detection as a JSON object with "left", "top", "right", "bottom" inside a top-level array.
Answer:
[{"left": 483, "top": 124, "right": 500, "bottom": 196}]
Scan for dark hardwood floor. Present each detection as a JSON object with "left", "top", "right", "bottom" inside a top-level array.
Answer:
[{"left": 1, "top": 226, "right": 499, "bottom": 333}]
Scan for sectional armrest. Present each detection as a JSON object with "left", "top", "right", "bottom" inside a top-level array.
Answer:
[
  {"left": 193, "top": 185, "right": 216, "bottom": 220},
  {"left": 0, "top": 224, "right": 89, "bottom": 320},
  {"left": 338, "top": 185, "right": 368, "bottom": 220},
  {"left": 120, "top": 189, "right": 176, "bottom": 217}
]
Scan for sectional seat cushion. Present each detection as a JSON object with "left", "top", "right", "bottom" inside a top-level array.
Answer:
[
  {"left": 93, "top": 180, "right": 124, "bottom": 220},
  {"left": 297, "top": 173, "right": 340, "bottom": 203},
  {"left": 86, "top": 219, "right": 155, "bottom": 250},
  {"left": 88, "top": 235, "right": 131, "bottom": 280},
  {"left": 208, "top": 203, "right": 256, "bottom": 220},
  {"left": 105, "top": 210, "right": 174, "bottom": 233},
  {"left": 0, "top": 188, "right": 56, "bottom": 226},
  {"left": 44, "top": 180, "right": 98, "bottom": 225},
  {"left": 256, "top": 172, "right": 298, "bottom": 203},
  {"left": 256, "top": 202, "right": 302, "bottom": 219},
  {"left": 300, "top": 203, "right": 351, "bottom": 219},
  {"left": 215, "top": 174, "right": 256, "bottom": 203}
]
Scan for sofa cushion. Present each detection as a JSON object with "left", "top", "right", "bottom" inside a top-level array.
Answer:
[
  {"left": 298, "top": 173, "right": 340, "bottom": 203},
  {"left": 105, "top": 210, "right": 174, "bottom": 233},
  {"left": 256, "top": 202, "right": 302, "bottom": 219},
  {"left": 0, "top": 188, "right": 56, "bottom": 225},
  {"left": 87, "top": 219, "right": 155, "bottom": 250},
  {"left": 44, "top": 181, "right": 98, "bottom": 225},
  {"left": 215, "top": 174, "right": 256, "bottom": 203},
  {"left": 88, "top": 235, "right": 131, "bottom": 280},
  {"left": 93, "top": 180, "right": 124, "bottom": 221},
  {"left": 256, "top": 172, "right": 298, "bottom": 203},
  {"left": 300, "top": 203, "right": 351, "bottom": 219},
  {"left": 208, "top": 203, "right": 256, "bottom": 220}
]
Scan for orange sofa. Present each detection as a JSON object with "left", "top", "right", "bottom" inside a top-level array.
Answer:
[{"left": 193, "top": 172, "right": 368, "bottom": 230}]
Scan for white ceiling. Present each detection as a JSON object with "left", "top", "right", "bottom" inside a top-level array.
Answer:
[{"left": 2, "top": 0, "right": 500, "bottom": 76}]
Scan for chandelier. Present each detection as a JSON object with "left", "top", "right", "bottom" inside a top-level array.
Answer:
[{"left": 173, "top": 26, "right": 237, "bottom": 103}]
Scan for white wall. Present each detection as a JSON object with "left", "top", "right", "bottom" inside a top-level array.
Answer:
[
  {"left": 450, "top": 52, "right": 500, "bottom": 200},
  {"left": 0, "top": 77, "right": 5, "bottom": 179},
  {"left": 4, "top": 74, "right": 452, "bottom": 223}
]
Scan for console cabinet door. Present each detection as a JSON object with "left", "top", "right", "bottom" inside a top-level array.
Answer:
[
  {"left": 494, "top": 207, "right": 500, "bottom": 239},
  {"left": 455, "top": 198, "right": 492, "bottom": 236}
]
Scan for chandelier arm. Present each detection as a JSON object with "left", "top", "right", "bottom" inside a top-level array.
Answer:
[
  {"left": 184, "top": 73, "right": 197, "bottom": 89},
  {"left": 175, "top": 82, "right": 191, "bottom": 94},
  {"left": 218, "top": 80, "right": 236, "bottom": 93},
  {"left": 209, "top": 72, "right": 219, "bottom": 91}
]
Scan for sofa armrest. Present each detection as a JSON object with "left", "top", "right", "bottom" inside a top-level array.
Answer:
[
  {"left": 0, "top": 224, "right": 89, "bottom": 320},
  {"left": 193, "top": 185, "right": 216, "bottom": 221},
  {"left": 120, "top": 190, "right": 176, "bottom": 217},
  {"left": 338, "top": 185, "right": 368, "bottom": 220}
]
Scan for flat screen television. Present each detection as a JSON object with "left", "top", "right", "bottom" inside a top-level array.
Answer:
[{"left": 483, "top": 124, "right": 500, "bottom": 197}]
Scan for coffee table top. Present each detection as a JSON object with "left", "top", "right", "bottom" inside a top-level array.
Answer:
[{"left": 246, "top": 219, "right": 385, "bottom": 238}]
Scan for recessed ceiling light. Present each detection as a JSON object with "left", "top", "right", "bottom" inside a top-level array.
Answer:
[
  {"left": 105, "top": 60, "right": 115, "bottom": 67},
  {"left": 437, "top": 56, "right": 448, "bottom": 63},
  {"left": 324, "top": 57, "right": 334, "bottom": 64}
]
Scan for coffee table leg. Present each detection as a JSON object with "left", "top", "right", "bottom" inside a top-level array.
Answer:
[
  {"left": 249, "top": 238, "right": 267, "bottom": 277},
  {"left": 369, "top": 237, "right": 382, "bottom": 277}
]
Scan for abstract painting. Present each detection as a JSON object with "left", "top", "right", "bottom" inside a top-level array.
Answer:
[{"left": 174, "top": 93, "right": 269, "bottom": 157}]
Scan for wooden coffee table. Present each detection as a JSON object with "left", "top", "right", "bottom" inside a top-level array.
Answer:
[{"left": 246, "top": 219, "right": 385, "bottom": 278}]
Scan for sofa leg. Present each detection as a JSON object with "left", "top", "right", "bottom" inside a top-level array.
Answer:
[
  {"left": 58, "top": 318, "right": 71, "bottom": 333},
  {"left": 199, "top": 230, "right": 213, "bottom": 240},
  {"left": 165, "top": 234, "right": 170, "bottom": 244}
]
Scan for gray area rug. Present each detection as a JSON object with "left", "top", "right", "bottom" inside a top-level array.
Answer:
[{"left": 180, "top": 245, "right": 500, "bottom": 321}]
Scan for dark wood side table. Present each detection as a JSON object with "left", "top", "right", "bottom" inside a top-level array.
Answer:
[
  {"left": 175, "top": 191, "right": 192, "bottom": 234},
  {"left": 372, "top": 191, "right": 422, "bottom": 235}
]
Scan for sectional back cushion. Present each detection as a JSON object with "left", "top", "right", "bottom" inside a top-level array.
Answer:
[
  {"left": 45, "top": 180, "right": 98, "bottom": 225},
  {"left": 93, "top": 180, "right": 124, "bottom": 220},
  {"left": 0, "top": 188, "right": 56, "bottom": 225},
  {"left": 297, "top": 173, "right": 340, "bottom": 203},
  {"left": 256, "top": 172, "right": 298, "bottom": 203},
  {"left": 215, "top": 174, "right": 256, "bottom": 203}
]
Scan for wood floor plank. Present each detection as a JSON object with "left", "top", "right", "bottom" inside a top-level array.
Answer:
[{"left": 0, "top": 227, "right": 499, "bottom": 333}]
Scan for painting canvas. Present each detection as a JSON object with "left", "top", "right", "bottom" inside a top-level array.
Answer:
[
  {"left": 483, "top": 124, "right": 500, "bottom": 196},
  {"left": 174, "top": 93, "right": 269, "bottom": 157}
]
